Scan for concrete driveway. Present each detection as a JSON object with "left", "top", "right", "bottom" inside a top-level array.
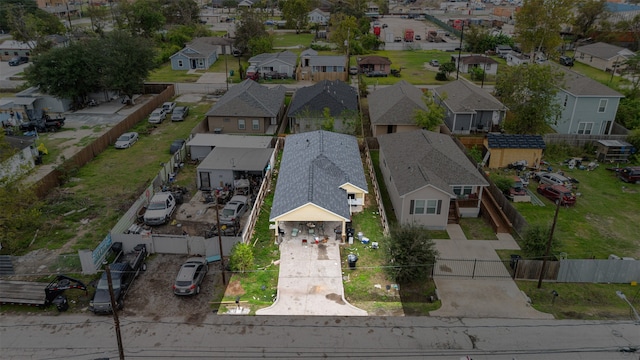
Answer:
[
  {"left": 257, "top": 238, "right": 367, "bottom": 316},
  {"left": 430, "top": 225, "right": 554, "bottom": 320}
]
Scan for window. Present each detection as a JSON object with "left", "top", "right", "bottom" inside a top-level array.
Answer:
[
  {"left": 577, "top": 122, "right": 593, "bottom": 134},
  {"left": 598, "top": 99, "right": 607, "bottom": 113},
  {"left": 177, "top": 60, "right": 183, "bottom": 67},
  {"left": 486, "top": 64, "right": 491, "bottom": 70},
  {"left": 452, "top": 186, "right": 473, "bottom": 196},
  {"left": 252, "top": 119, "right": 260, "bottom": 130},
  {"left": 410, "top": 199, "right": 442, "bottom": 215},
  {"left": 238, "top": 119, "right": 245, "bottom": 130}
]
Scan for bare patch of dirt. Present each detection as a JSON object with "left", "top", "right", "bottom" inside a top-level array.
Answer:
[
  {"left": 122, "top": 254, "right": 226, "bottom": 321},
  {"left": 225, "top": 280, "right": 245, "bottom": 296}
]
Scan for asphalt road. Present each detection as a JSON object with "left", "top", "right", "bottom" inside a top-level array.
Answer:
[{"left": 0, "top": 314, "right": 638, "bottom": 359}]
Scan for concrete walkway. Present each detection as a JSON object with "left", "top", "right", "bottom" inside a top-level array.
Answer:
[
  {"left": 257, "top": 239, "right": 367, "bottom": 316},
  {"left": 430, "top": 224, "right": 554, "bottom": 320}
]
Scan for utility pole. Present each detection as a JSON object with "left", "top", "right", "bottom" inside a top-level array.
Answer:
[
  {"left": 106, "top": 265, "right": 125, "bottom": 360},
  {"left": 456, "top": 23, "right": 464, "bottom": 80},
  {"left": 538, "top": 199, "right": 561, "bottom": 289},
  {"left": 215, "top": 203, "right": 226, "bottom": 285}
]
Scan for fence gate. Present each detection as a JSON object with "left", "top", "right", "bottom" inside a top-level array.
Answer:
[{"left": 433, "top": 258, "right": 514, "bottom": 279}]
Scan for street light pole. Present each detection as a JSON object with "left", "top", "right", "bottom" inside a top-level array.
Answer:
[
  {"left": 616, "top": 291, "right": 640, "bottom": 323},
  {"left": 537, "top": 199, "right": 561, "bottom": 289}
]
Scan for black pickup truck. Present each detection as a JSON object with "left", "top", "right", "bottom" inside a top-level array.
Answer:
[
  {"left": 19, "top": 114, "right": 65, "bottom": 132},
  {"left": 89, "top": 243, "right": 147, "bottom": 314}
]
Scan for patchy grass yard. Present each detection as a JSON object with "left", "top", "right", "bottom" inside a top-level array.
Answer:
[
  {"left": 148, "top": 63, "right": 202, "bottom": 82},
  {"left": 272, "top": 32, "right": 314, "bottom": 48}
]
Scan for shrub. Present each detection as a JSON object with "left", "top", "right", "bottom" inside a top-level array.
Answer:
[
  {"left": 229, "top": 242, "right": 254, "bottom": 273},
  {"left": 522, "top": 224, "right": 561, "bottom": 259}
]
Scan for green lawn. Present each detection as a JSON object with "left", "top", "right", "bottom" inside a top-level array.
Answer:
[
  {"left": 148, "top": 63, "right": 202, "bottom": 82},
  {"left": 272, "top": 32, "right": 314, "bottom": 48}
]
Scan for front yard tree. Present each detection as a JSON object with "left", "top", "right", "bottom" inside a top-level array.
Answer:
[
  {"left": 384, "top": 224, "right": 439, "bottom": 284},
  {"left": 281, "top": 0, "right": 309, "bottom": 34},
  {"left": 234, "top": 8, "right": 268, "bottom": 55},
  {"left": 495, "top": 64, "right": 564, "bottom": 134},
  {"left": 515, "top": 0, "right": 573, "bottom": 60},
  {"left": 161, "top": 0, "right": 200, "bottom": 26},
  {"left": 116, "top": 0, "right": 166, "bottom": 37},
  {"left": 330, "top": 14, "right": 359, "bottom": 53},
  {"left": 572, "top": 0, "right": 610, "bottom": 42}
]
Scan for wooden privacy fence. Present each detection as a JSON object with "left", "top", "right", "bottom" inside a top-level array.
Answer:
[
  {"left": 363, "top": 140, "right": 390, "bottom": 237},
  {"left": 513, "top": 258, "right": 640, "bottom": 284}
]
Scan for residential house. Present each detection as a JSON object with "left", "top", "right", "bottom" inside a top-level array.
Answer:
[
  {"left": 450, "top": 54, "right": 498, "bottom": 76},
  {"left": 0, "top": 40, "right": 34, "bottom": 61},
  {"left": 269, "top": 130, "right": 368, "bottom": 238},
  {"left": 552, "top": 67, "right": 624, "bottom": 135},
  {"left": 196, "top": 146, "right": 275, "bottom": 190},
  {"left": 574, "top": 42, "right": 635, "bottom": 72},
  {"left": 505, "top": 51, "right": 530, "bottom": 66},
  {"left": 204, "top": 80, "right": 286, "bottom": 135},
  {"left": 368, "top": 80, "right": 426, "bottom": 137},
  {"left": 169, "top": 37, "right": 225, "bottom": 70},
  {"left": 308, "top": 8, "right": 330, "bottom": 25},
  {"left": 297, "top": 49, "right": 347, "bottom": 81},
  {"left": 433, "top": 80, "right": 507, "bottom": 134},
  {"left": 287, "top": 80, "right": 358, "bottom": 134},
  {"left": 238, "top": 0, "right": 254, "bottom": 7},
  {"left": 248, "top": 50, "right": 297, "bottom": 78},
  {"left": 13, "top": 87, "right": 73, "bottom": 118},
  {"left": 186, "top": 133, "right": 274, "bottom": 161},
  {"left": 378, "top": 130, "right": 489, "bottom": 230},
  {"left": 495, "top": 44, "right": 513, "bottom": 58},
  {"left": 0, "top": 135, "right": 40, "bottom": 183},
  {"left": 484, "top": 133, "right": 546, "bottom": 169},
  {"left": 357, "top": 55, "right": 391, "bottom": 75}
]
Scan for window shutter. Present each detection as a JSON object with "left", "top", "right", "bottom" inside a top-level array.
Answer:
[
  {"left": 410, "top": 200, "right": 414, "bottom": 215},
  {"left": 437, "top": 200, "right": 442, "bottom": 215}
]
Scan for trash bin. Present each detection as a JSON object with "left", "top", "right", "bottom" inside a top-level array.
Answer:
[
  {"left": 347, "top": 253, "right": 358, "bottom": 270},
  {"left": 510, "top": 254, "right": 522, "bottom": 270}
]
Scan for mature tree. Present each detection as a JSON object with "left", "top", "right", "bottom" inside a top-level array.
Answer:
[
  {"left": 234, "top": 8, "right": 268, "bottom": 54},
  {"left": 616, "top": 13, "right": 640, "bottom": 51},
  {"left": 101, "top": 31, "right": 157, "bottom": 104},
  {"left": 522, "top": 224, "right": 561, "bottom": 259},
  {"left": 414, "top": 91, "right": 445, "bottom": 131},
  {"left": 24, "top": 42, "right": 104, "bottom": 106},
  {"left": 616, "top": 97, "right": 640, "bottom": 130},
  {"left": 329, "top": 14, "right": 360, "bottom": 53},
  {"left": 495, "top": 64, "right": 564, "bottom": 134},
  {"left": 161, "top": 0, "right": 200, "bottom": 25},
  {"left": 384, "top": 224, "right": 439, "bottom": 284},
  {"left": 330, "top": 0, "right": 366, "bottom": 18},
  {"left": 247, "top": 35, "right": 274, "bottom": 56},
  {"left": 0, "top": 0, "right": 38, "bottom": 33},
  {"left": 514, "top": 0, "right": 573, "bottom": 60},
  {"left": 85, "top": 4, "right": 111, "bottom": 35},
  {"left": 5, "top": 1, "right": 65, "bottom": 53},
  {"left": 281, "top": 0, "right": 309, "bottom": 34},
  {"left": 622, "top": 53, "right": 640, "bottom": 98},
  {"left": 439, "top": 62, "right": 456, "bottom": 80},
  {"left": 360, "top": 33, "right": 383, "bottom": 51},
  {"left": 572, "top": 0, "right": 610, "bottom": 41},
  {"left": 464, "top": 26, "right": 515, "bottom": 53},
  {"left": 116, "top": 0, "right": 166, "bottom": 37}
]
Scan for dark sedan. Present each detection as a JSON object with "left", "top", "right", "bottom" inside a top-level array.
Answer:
[
  {"left": 366, "top": 71, "right": 388, "bottom": 77},
  {"left": 536, "top": 184, "right": 576, "bottom": 206}
]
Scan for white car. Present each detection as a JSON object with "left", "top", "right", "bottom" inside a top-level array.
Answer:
[
  {"left": 220, "top": 195, "right": 249, "bottom": 225},
  {"left": 162, "top": 102, "right": 177, "bottom": 114},
  {"left": 144, "top": 192, "right": 177, "bottom": 226},
  {"left": 114, "top": 132, "right": 139, "bottom": 149},
  {"left": 148, "top": 108, "right": 167, "bottom": 124}
]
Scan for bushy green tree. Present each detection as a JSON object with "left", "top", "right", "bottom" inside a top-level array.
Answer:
[
  {"left": 522, "top": 224, "right": 561, "bottom": 259},
  {"left": 384, "top": 224, "right": 438, "bottom": 284},
  {"left": 161, "top": 0, "right": 200, "bottom": 25},
  {"left": 229, "top": 242, "right": 254, "bottom": 273},
  {"left": 573, "top": 0, "right": 610, "bottom": 42},
  {"left": 281, "top": 0, "right": 309, "bottom": 34},
  {"left": 515, "top": 0, "right": 573, "bottom": 60},
  {"left": 234, "top": 8, "right": 268, "bottom": 54},
  {"left": 414, "top": 91, "right": 445, "bottom": 131},
  {"left": 5, "top": 0, "right": 66, "bottom": 53},
  {"left": 116, "top": 0, "right": 166, "bottom": 37}
]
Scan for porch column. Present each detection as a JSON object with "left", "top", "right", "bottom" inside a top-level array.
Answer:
[{"left": 477, "top": 186, "right": 484, "bottom": 209}]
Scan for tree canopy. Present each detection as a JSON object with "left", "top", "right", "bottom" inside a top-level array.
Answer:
[
  {"left": 25, "top": 31, "right": 156, "bottom": 106},
  {"left": 572, "top": 0, "right": 610, "bottom": 42},
  {"left": 4, "top": 0, "right": 66, "bottom": 53},
  {"left": 281, "top": 0, "right": 310, "bottom": 34},
  {"left": 116, "top": 0, "right": 166, "bottom": 37},
  {"left": 384, "top": 224, "right": 439, "bottom": 284},
  {"left": 234, "top": 8, "right": 270, "bottom": 55},
  {"left": 160, "top": 0, "right": 201, "bottom": 26},
  {"left": 414, "top": 91, "right": 445, "bottom": 131},
  {"left": 464, "top": 26, "right": 515, "bottom": 53},
  {"left": 514, "top": 0, "right": 573, "bottom": 60},
  {"left": 494, "top": 64, "right": 564, "bottom": 134}
]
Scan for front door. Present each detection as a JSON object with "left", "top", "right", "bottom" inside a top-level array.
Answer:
[
  {"left": 199, "top": 172, "right": 211, "bottom": 190},
  {"left": 191, "top": 59, "right": 197, "bottom": 69}
]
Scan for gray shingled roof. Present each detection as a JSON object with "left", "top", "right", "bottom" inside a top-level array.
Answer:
[
  {"left": 308, "top": 55, "right": 346, "bottom": 67},
  {"left": 205, "top": 80, "right": 286, "bottom": 117},
  {"left": 576, "top": 42, "right": 635, "bottom": 60},
  {"left": 270, "top": 131, "right": 367, "bottom": 221},
  {"left": 434, "top": 80, "right": 506, "bottom": 113},
  {"left": 198, "top": 147, "right": 274, "bottom": 171},
  {"left": 287, "top": 80, "right": 357, "bottom": 118},
  {"left": 377, "top": 130, "right": 488, "bottom": 197},
  {"left": 357, "top": 55, "right": 391, "bottom": 65},
  {"left": 368, "top": 81, "right": 427, "bottom": 125},
  {"left": 249, "top": 50, "right": 297, "bottom": 66},
  {"left": 558, "top": 67, "right": 624, "bottom": 97}
]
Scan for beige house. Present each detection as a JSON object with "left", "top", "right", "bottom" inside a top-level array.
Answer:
[
  {"left": 574, "top": 42, "right": 635, "bottom": 72},
  {"left": 270, "top": 131, "right": 368, "bottom": 239},
  {"left": 369, "top": 81, "right": 426, "bottom": 137}
]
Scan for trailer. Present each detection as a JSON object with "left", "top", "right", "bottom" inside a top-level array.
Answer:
[
  {"left": 404, "top": 29, "right": 414, "bottom": 42},
  {"left": 0, "top": 275, "right": 88, "bottom": 312}
]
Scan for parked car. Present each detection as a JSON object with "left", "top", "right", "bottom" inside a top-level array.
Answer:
[
  {"left": 173, "top": 257, "right": 208, "bottom": 296},
  {"left": 8, "top": 56, "right": 29, "bottom": 66},
  {"left": 144, "top": 192, "right": 177, "bottom": 226},
  {"left": 171, "top": 106, "right": 189, "bottom": 121},
  {"left": 349, "top": 66, "right": 359, "bottom": 75},
  {"left": 162, "top": 102, "right": 177, "bottom": 113},
  {"left": 366, "top": 71, "right": 388, "bottom": 77},
  {"left": 264, "top": 71, "right": 287, "bottom": 79},
  {"left": 415, "top": 35, "right": 422, "bottom": 41},
  {"left": 559, "top": 56, "right": 574, "bottom": 66},
  {"left": 220, "top": 195, "right": 248, "bottom": 224},
  {"left": 619, "top": 166, "right": 640, "bottom": 184},
  {"left": 382, "top": 23, "right": 388, "bottom": 28},
  {"left": 505, "top": 176, "right": 527, "bottom": 201},
  {"left": 148, "top": 108, "right": 167, "bottom": 124},
  {"left": 394, "top": 36, "right": 402, "bottom": 42},
  {"left": 429, "top": 59, "right": 440, "bottom": 67},
  {"left": 169, "top": 139, "right": 185, "bottom": 154},
  {"left": 534, "top": 172, "right": 573, "bottom": 190},
  {"left": 537, "top": 184, "right": 576, "bottom": 206},
  {"left": 114, "top": 132, "right": 139, "bottom": 149}
]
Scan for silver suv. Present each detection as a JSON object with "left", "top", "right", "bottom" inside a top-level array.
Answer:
[
  {"left": 173, "top": 257, "right": 208, "bottom": 296},
  {"left": 534, "top": 172, "right": 573, "bottom": 190}
]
